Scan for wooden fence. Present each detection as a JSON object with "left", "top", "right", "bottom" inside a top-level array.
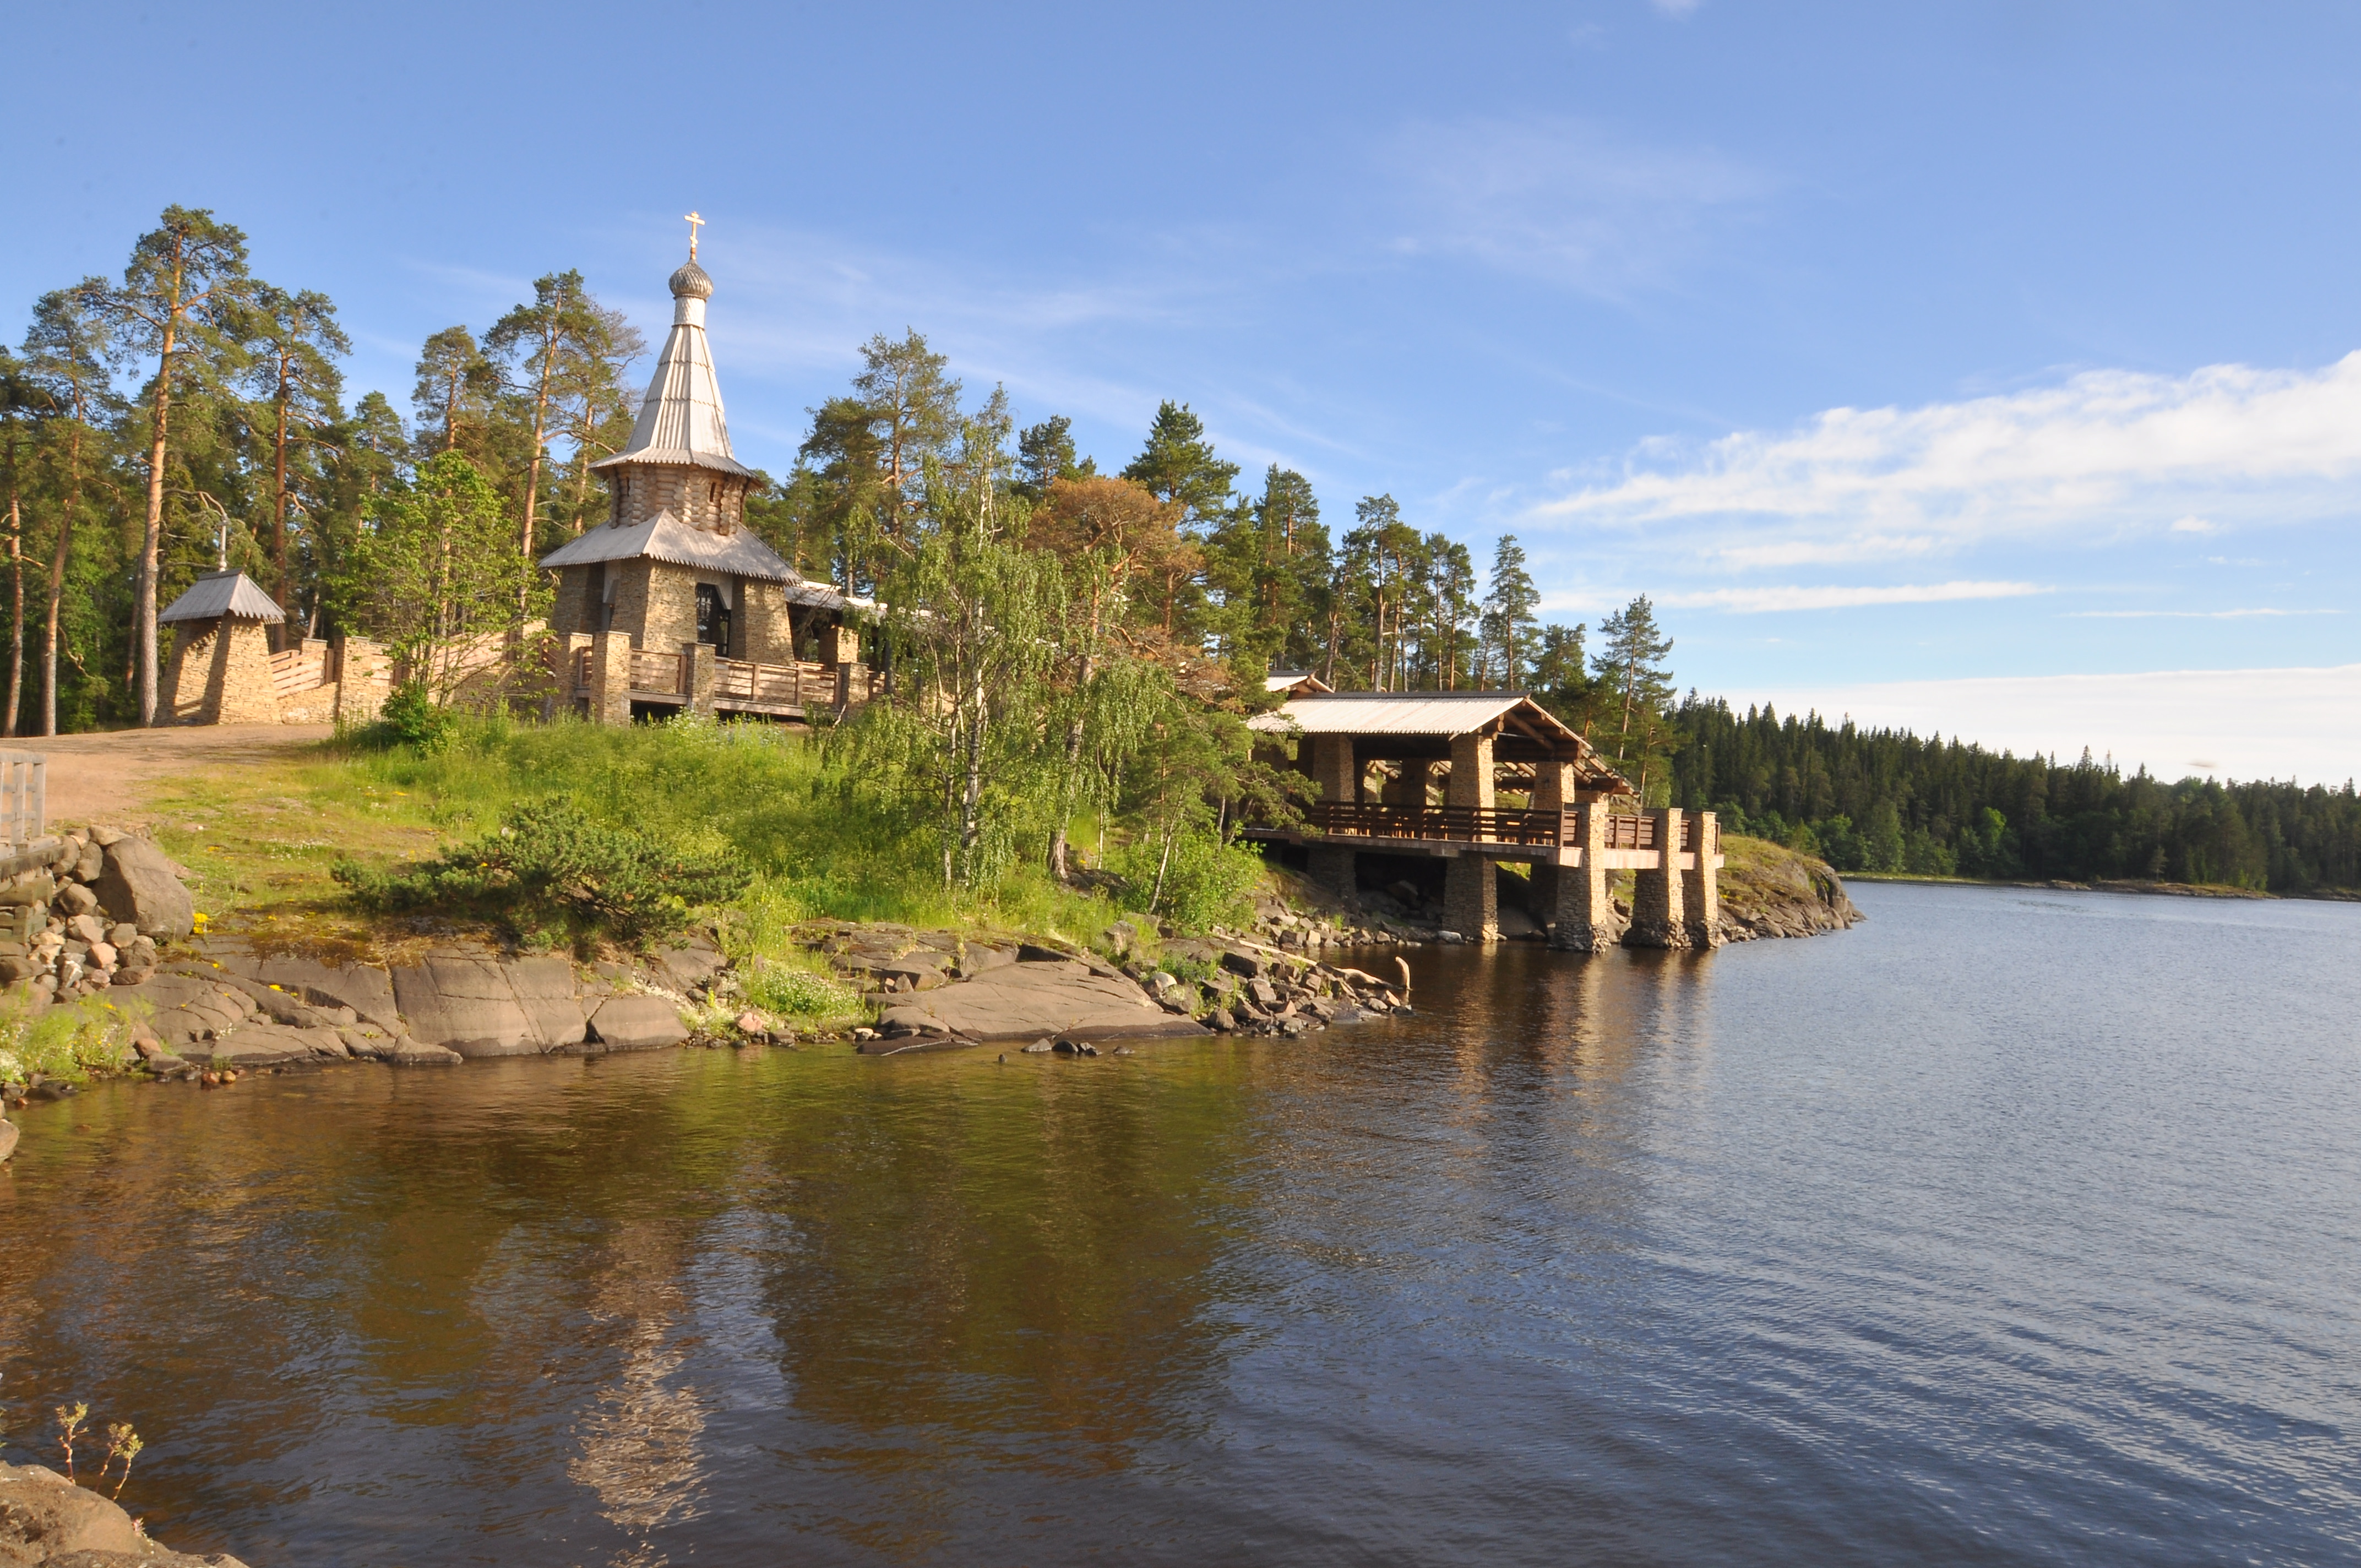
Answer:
[
  {"left": 0, "top": 751, "right": 45, "bottom": 847},
  {"left": 1302, "top": 801, "right": 1677, "bottom": 851}
]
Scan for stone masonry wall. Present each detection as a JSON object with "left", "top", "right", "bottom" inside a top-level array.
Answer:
[
  {"left": 641, "top": 562, "right": 699, "bottom": 651},
  {"left": 738, "top": 579, "right": 796, "bottom": 665}
]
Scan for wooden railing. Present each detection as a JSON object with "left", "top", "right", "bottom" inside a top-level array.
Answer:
[
  {"left": 713, "top": 656, "right": 836, "bottom": 709},
  {"left": 629, "top": 649, "right": 686, "bottom": 695},
  {"left": 0, "top": 751, "right": 45, "bottom": 847},
  {"left": 1303, "top": 801, "right": 1667, "bottom": 850}
]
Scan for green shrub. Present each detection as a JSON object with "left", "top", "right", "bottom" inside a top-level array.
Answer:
[
  {"left": 739, "top": 956, "right": 864, "bottom": 1025},
  {"left": 1108, "top": 828, "right": 1262, "bottom": 933},
  {"left": 333, "top": 799, "right": 749, "bottom": 949},
  {"left": 357, "top": 682, "right": 455, "bottom": 752},
  {"left": 0, "top": 994, "right": 149, "bottom": 1085}
]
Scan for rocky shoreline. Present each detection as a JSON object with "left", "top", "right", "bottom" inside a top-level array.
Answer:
[
  {"left": 0, "top": 826, "right": 1862, "bottom": 1123},
  {"left": 0, "top": 1460, "right": 247, "bottom": 1566}
]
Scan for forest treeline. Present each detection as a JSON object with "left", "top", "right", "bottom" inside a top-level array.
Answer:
[{"left": 4, "top": 206, "right": 2352, "bottom": 899}]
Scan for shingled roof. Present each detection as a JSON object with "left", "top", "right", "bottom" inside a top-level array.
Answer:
[
  {"left": 159, "top": 570, "right": 285, "bottom": 624},
  {"left": 589, "top": 254, "right": 757, "bottom": 481},
  {"left": 538, "top": 510, "right": 798, "bottom": 582}
]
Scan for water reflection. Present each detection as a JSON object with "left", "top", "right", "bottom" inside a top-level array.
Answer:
[{"left": 1, "top": 894, "right": 2357, "bottom": 1566}]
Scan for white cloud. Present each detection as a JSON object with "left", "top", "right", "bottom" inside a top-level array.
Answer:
[
  {"left": 1743, "top": 665, "right": 2361, "bottom": 786},
  {"left": 1386, "top": 117, "right": 1767, "bottom": 296},
  {"left": 2068, "top": 607, "right": 2341, "bottom": 619},
  {"left": 1662, "top": 580, "right": 2044, "bottom": 613},
  {"left": 1532, "top": 353, "right": 2361, "bottom": 556}
]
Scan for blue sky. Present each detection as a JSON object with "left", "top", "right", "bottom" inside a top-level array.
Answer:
[{"left": 6, "top": 1, "right": 2357, "bottom": 780}]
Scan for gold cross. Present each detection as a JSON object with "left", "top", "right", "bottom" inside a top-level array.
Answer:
[{"left": 684, "top": 211, "right": 705, "bottom": 259}]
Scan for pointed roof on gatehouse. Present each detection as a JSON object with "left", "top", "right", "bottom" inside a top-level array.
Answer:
[
  {"left": 159, "top": 570, "right": 285, "bottom": 625},
  {"left": 590, "top": 239, "right": 757, "bottom": 481}
]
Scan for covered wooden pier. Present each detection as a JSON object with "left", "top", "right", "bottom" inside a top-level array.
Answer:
[{"left": 1245, "top": 692, "right": 1723, "bottom": 949}]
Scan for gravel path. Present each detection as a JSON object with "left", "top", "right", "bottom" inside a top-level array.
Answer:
[{"left": 6, "top": 724, "right": 335, "bottom": 826}]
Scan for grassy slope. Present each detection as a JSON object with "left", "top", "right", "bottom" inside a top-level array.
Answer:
[
  {"left": 134, "top": 717, "right": 1135, "bottom": 965},
  {"left": 1715, "top": 834, "right": 1862, "bottom": 935}
]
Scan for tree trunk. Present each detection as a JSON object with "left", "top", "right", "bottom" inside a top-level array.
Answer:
[
  {"left": 273, "top": 349, "right": 292, "bottom": 627},
  {"left": 4, "top": 491, "right": 20, "bottom": 738},
  {"left": 521, "top": 338, "right": 556, "bottom": 611},
  {"left": 44, "top": 422, "right": 83, "bottom": 737},
  {"left": 137, "top": 312, "right": 177, "bottom": 726}
]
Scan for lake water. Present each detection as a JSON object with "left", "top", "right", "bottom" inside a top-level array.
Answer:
[{"left": 3, "top": 883, "right": 2358, "bottom": 1566}]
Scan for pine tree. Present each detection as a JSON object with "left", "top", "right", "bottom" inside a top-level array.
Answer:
[
  {"left": 411, "top": 326, "right": 495, "bottom": 455},
  {"left": 84, "top": 206, "right": 252, "bottom": 724},
  {"left": 1591, "top": 594, "right": 1678, "bottom": 794},
  {"left": 241, "top": 286, "right": 349, "bottom": 616},
  {"left": 22, "top": 286, "right": 122, "bottom": 736},
  {"left": 1014, "top": 415, "right": 1094, "bottom": 499},
  {"left": 1121, "top": 401, "right": 1238, "bottom": 526},
  {"left": 1478, "top": 535, "right": 1540, "bottom": 689}
]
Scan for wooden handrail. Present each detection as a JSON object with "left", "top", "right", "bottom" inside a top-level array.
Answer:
[
  {"left": 1302, "top": 801, "right": 1662, "bottom": 850},
  {"left": 628, "top": 649, "right": 685, "bottom": 695}
]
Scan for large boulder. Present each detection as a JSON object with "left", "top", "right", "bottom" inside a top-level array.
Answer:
[
  {"left": 390, "top": 953, "right": 542, "bottom": 1058},
  {"left": 0, "top": 1119, "right": 17, "bottom": 1162},
  {"left": 0, "top": 1461, "right": 248, "bottom": 1566},
  {"left": 95, "top": 836, "right": 194, "bottom": 939},
  {"left": 584, "top": 994, "right": 688, "bottom": 1052}
]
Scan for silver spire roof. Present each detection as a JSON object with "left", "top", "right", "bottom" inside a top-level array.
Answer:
[{"left": 591, "top": 253, "right": 756, "bottom": 480}]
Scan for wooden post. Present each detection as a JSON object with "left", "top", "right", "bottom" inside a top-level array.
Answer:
[
  {"left": 1684, "top": 810, "right": 1723, "bottom": 949},
  {"left": 1629, "top": 807, "right": 1690, "bottom": 948},
  {"left": 1549, "top": 801, "right": 1618, "bottom": 952}
]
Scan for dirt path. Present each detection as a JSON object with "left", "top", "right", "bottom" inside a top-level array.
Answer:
[{"left": 8, "top": 725, "right": 335, "bottom": 827}]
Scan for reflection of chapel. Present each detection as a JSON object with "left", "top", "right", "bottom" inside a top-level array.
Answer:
[{"left": 542, "top": 235, "right": 870, "bottom": 722}]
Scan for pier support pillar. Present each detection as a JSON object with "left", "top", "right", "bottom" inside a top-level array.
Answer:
[
  {"left": 1628, "top": 808, "right": 1691, "bottom": 948},
  {"left": 1684, "top": 810, "right": 1723, "bottom": 949},
  {"left": 589, "top": 630, "right": 632, "bottom": 726},
  {"left": 1307, "top": 845, "right": 1358, "bottom": 900},
  {"left": 1550, "top": 803, "right": 1619, "bottom": 952},
  {"left": 1384, "top": 759, "right": 1434, "bottom": 805},
  {"left": 687, "top": 643, "right": 717, "bottom": 718},
  {"left": 1444, "top": 853, "right": 1498, "bottom": 943}
]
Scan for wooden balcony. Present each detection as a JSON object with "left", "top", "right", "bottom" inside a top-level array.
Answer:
[
  {"left": 1242, "top": 799, "right": 1719, "bottom": 869},
  {"left": 712, "top": 656, "right": 839, "bottom": 714}
]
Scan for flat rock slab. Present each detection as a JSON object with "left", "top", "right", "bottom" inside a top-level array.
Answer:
[
  {"left": 877, "top": 959, "right": 1207, "bottom": 1043},
  {"left": 390, "top": 950, "right": 587, "bottom": 1057},
  {"left": 0, "top": 1461, "right": 248, "bottom": 1566},
  {"left": 584, "top": 994, "right": 689, "bottom": 1052}
]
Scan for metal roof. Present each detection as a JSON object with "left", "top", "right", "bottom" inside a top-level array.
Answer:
[
  {"left": 538, "top": 511, "right": 800, "bottom": 582},
  {"left": 1248, "top": 691, "right": 1557, "bottom": 738},
  {"left": 589, "top": 259, "right": 757, "bottom": 481},
  {"left": 159, "top": 570, "right": 285, "bottom": 624}
]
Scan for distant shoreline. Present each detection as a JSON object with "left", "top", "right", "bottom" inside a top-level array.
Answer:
[{"left": 1843, "top": 872, "right": 2359, "bottom": 903}]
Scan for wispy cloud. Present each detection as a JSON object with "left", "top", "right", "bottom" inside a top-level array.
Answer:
[
  {"left": 1532, "top": 353, "right": 2361, "bottom": 555},
  {"left": 1662, "top": 580, "right": 2044, "bottom": 613},
  {"left": 1385, "top": 116, "right": 1769, "bottom": 296},
  {"left": 2068, "top": 607, "right": 2342, "bottom": 619}
]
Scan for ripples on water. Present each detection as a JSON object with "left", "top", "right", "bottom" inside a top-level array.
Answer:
[{"left": 2, "top": 884, "right": 2356, "bottom": 1566}]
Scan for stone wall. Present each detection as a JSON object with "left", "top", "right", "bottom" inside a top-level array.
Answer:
[
  {"left": 551, "top": 562, "right": 596, "bottom": 636},
  {"left": 739, "top": 579, "right": 796, "bottom": 665},
  {"left": 164, "top": 618, "right": 280, "bottom": 725}
]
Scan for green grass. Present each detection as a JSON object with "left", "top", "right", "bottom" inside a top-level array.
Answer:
[{"left": 139, "top": 714, "right": 1144, "bottom": 964}]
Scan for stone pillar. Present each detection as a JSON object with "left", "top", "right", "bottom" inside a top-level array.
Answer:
[
  {"left": 1628, "top": 807, "right": 1691, "bottom": 949},
  {"left": 1550, "top": 802, "right": 1618, "bottom": 952},
  {"left": 1444, "top": 853, "right": 1497, "bottom": 941},
  {"left": 1310, "top": 736, "right": 1357, "bottom": 803},
  {"left": 687, "top": 642, "right": 717, "bottom": 717},
  {"left": 1684, "top": 810, "right": 1723, "bottom": 949},
  {"left": 1307, "top": 845, "right": 1358, "bottom": 900},
  {"left": 589, "top": 629, "right": 632, "bottom": 725},
  {"left": 1446, "top": 733, "right": 1495, "bottom": 809},
  {"left": 1533, "top": 759, "right": 1575, "bottom": 811}
]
